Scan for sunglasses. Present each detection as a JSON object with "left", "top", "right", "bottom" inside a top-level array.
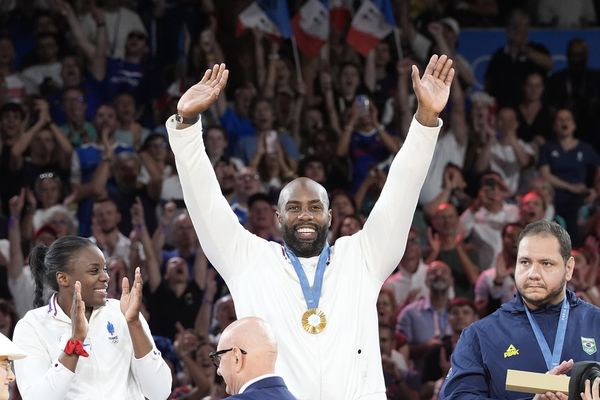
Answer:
[{"left": 208, "top": 347, "right": 247, "bottom": 368}]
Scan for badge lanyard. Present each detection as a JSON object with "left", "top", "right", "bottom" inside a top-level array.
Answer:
[
  {"left": 524, "top": 296, "right": 570, "bottom": 370},
  {"left": 284, "top": 244, "right": 330, "bottom": 310}
]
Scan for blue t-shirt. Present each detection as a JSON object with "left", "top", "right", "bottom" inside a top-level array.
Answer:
[
  {"left": 350, "top": 128, "right": 394, "bottom": 192},
  {"left": 219, "top": 106, "right": 256, "bottom": 151}
]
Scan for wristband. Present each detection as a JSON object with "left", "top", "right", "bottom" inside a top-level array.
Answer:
[
  {"left": 64, "top": 339, "right": 89, "bottom": 357},
  {"left": 175, "top": 114, "right": 199, "bottom": 125}
]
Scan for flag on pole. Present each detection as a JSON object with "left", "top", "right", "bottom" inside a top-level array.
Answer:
[
  {"left": 292, "top": 0, "right": 329, "bottom": 58},
  {"left": 346, "top": 0, "right": 396, "bottom": 56},
  {"left": 329, "top": 0, "right": 353, "bottom": 32},
  {"left": 237, "top": 0, "right": 292, "bottom": 39}
]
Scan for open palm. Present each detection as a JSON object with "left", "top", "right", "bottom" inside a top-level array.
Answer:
[
  {"left": 177, "top": 63, "right": 229, "bottom": 117},
  {"left": 120, "top": 267, "right": 143, "bottom": 322},
  {"left": 412, "top": 55, "right": 454, "bottom": 114}
]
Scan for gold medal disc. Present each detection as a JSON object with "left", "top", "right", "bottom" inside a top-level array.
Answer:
[{"left": 301, "top": 308, "right": 327, "bottom": 334}]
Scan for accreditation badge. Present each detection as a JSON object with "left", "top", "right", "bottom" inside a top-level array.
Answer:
[{"left": 302, "top": 308, "right": 327, "bottom": 334}]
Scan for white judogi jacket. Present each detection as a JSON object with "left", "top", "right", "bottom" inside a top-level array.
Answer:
[
  {"left": 13, "top": 296, "right": 171, "bottom": 400},
  {"left": 167, "top": 115, "right": 441, "bottom": 400}
]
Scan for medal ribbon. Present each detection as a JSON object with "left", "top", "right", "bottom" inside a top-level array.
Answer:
[
  {"left": 285, "top": 243, "right": 330, "bottom": 310},
  {"left": 523, "top": 296, "right": 570, "bottom": 370}
]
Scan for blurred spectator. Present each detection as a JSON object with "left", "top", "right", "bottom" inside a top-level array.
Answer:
[
  {"left": 229, "top": 166, "right": 263, "bottom": 225},
  {"left": 377, "top": 287, "right": 399, "bottom": 327},
  {"left": 157, "top": 212, "right": 198, "bottom": 278},
  {"left": 203, "top": 126, "right": 242, "bottom": 169},
  {"left": 215, "top": 82, "right": 257, "bottom": 151},
  {"left": 426, "top": 203, "right": 479, "bottom": 298},
  {"left": 385, "top": 227, "right": 430, "bottom": 309},
  {"left": 460, "top": 172, "right": 520, "bottom": 271},
  {"left": 536, "top": 0, "right": 597, "bottom": 27},
  {"left": 354, "top": 167, "right": 388, "bottom": 217},
  {"left": 59, "top": 86, "right": 97, "bottom": 147},
  {"left": 379, "top": 323, "right": 418, "bottom": 400},
  {"left": 113, "top": 92, "right": 150, "bottom": 149},
  {"left": 89, "top": 197, "right": 130, "bottom": 263},
  {"left": 547, "top": 38, "right": 600, "bottom": 149},
  {"left": 396, "top": 261, "right": 454, "bottom": 368},
  {"left": 578, "top": 170, "right": 600, "bottom": 230},
  {"left": 519, "top": 188, "right": 566, "bottom": 227},
  {"left": 0, "top": 300, "right": 17, "bottom": 339},
  {"left": 330, "top": 214, "right": 363, "bottom": 244},
  {"left": 21, "top": 33, "right": 62, "bottom": 90},
  {"left": 0, "top": 37, "right": 37, "bottom": 104},
  {"left": 485, "top": 9, "right": 552, "bottom": 107},
  {"left": 328, "top": 189, "right": 357, "bottom": 242},
  {"left": 244, "top": 193, "right": 281, "bottom": 242},
  {"left": 569, "top": 247, "right": 600, "bottom": 306},
  {"left": 516, "top": 72, "right": 552, "bottom": 145},
  {"left": 474, "top": 222, "right": 521, "bottom": 317},
  {"left": 31, "top": 172, "right": 64, "bottom": 230},
  {"left": 539, "top": 108, "right": 600, "bottom": 241},
  {"left": 250, "top": 131, "right": 297, "bottom": 198},
  {"left": 473, "top": 107, "right": 534, "bottom": 195}
]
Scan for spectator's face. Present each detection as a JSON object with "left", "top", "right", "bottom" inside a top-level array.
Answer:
[
  {"left": 331, "top": 193, "right": 355, "bottom": 219},
  {"left": 61, "top": 56, "right": 82, "bottom": 86},
  {"left": 252, "top": 101, "right": 274, "bottom": 131},
  {"left": 374, "top": 42, "right": 391, "bottom": 67},
  {"left": 304, "top": 109, "right": 323, "bottom": 134},
  {"left": 234, "top": 88, "right": 254, "bottom": 117},
  {"left": 37, "top": 36, "right": 59, "bottom": 62},
  {"left": 216, "top": 298, "right": 236, "bottom": 331},
  {"left": 496, "top": 108, "right": 518, "bottom": 135},
  {"left": 339, "top": 65, "right": 359, "bottom": 95},
  {"left": 553, "top": 109, "right": 576, "bottom": 139},
  {"left": 432, "top": 205, "right": 458, "bottom": 236},
  {"left": 448, "top": 305, "right": 477, "bottom": 334},
  {"left": 277, "top": 181, "right": 332, "bottom": 257},
  {"left": 479, "top": 178, "right": 504, "bottom": 208},
  {"left": 92, "top": 201, "right": 121, "bottom": 233},
  {"left": 515, "top": 234, "right": 573, "bottom": 308},
  {"left": 125, "top": 31, "right": 147, "bottom": 56},
  {"left": 215, "top": 161, "right": 236, "bottom": 194},
  {"left": 234, "top": 168, "right": 261, "bottom": 197},
  {"left": 248, "top": 200, "right": 274, "bottom": 230},
  {"left": 35, "top": 15, "right": 58, "bottom": 35},
  {"left": 400, "top": 230, "right": 422, "bottom": 272},
  {"left": 113, "top": 157, "right": 140, "bottom": 188},
  {"left": 173, "top": 215, "right": 196, "bottom": 248},
  {"left": 376, "top": 291, "right": 395, "bottom": 324},
  {"left": 274, "top": 60, "right": 291, "bottom": 86},
  {"left": 520, "top": 192, "right": 545, "bottom": 224},
  {"left": 426, "top": 262, "right": 453, "bottom": 292},
  {"left": 62, "top": 89, "right": 86, "bottom": 121},
  {"left": 378, "top": 326, "right": 395, "bottom": 356},
  {"left": 63, "top": 245, "right": 110, "bottom": 308},
  {"left": 503, "top": 225, "right": 522, "bottom": 260},
  {"left": 567, "top": 41, "right": 588, "bottom": 70},
  {"left": 523, "top": 74, "right": 544, "bottom": 102},
  {"left": 303, "top": 160, "right": 326, "bottom": 183},
  {"left": 114, "top": 94, "right": 136, "bottom": 121},
  {"left": 145, "top": 137, "right": 167, "bottom": 161},
  {"left": 195, "top": 342, "right": 216, "bottom": 378},
  {"left": 0, "top": 111, "right": 23, "bottom": 141},
  {"left": 38, "top": 177, "right": 61, "bottom": 208},
  {"left": 340, "top": 216, "right": 361, "bottom": 237},
  {"left": 0, "top": 357, "right": 16, "bottom": 400},
  {"left": 31, "top": 129, "right": 55, "bottom": 156},
  {"left": 571, "top": 250, "right": 591, "bottom": 291},
  {"left": 164, "top": 256, "right": 188, "bottom": 284},
  {"left": 0, "top": 38, "right": 15, "bottom": 65},
  {"left": 506, "top": 13, "right": 529, "bottom": 48},
  {"left": 205, "top": 128, "right": 228, "bottom": 158},
  {"left": 94, "top": 105, "right": 117, "bottom": 134}
]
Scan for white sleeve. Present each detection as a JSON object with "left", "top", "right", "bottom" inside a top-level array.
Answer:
[
  {"left": 13, "top": 319, "right": 75, "bottom": 400},
  {"left": 359, "top": 116, "right": 441, "bottom": 283},
  {"left": 70, "top": 151, "right": 81, "bottom": 186},
  {"left": 130, "top": 315, "right": 172, "bottom": 400},
  {"left": 166, "top": 116, "right": 261, "bottom": 283}
]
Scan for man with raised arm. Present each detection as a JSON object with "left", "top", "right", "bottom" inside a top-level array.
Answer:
[{"left": 167, "top": 56, "right": 455, "bottom": 400}]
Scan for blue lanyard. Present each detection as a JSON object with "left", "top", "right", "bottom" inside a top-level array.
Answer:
[
  {"left": 523, "top": 296, "right": 570, "bottom": 370},
  {"left": 284, "top": 244, "right": 330, "bottom": 309}
]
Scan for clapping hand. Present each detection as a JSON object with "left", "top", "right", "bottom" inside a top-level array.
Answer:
[
  {"left": 120, "top": 267, "right": 143, "bottom": 323},
  {"left": 71, "top": 281, "right": 88, "bottom": 341}
]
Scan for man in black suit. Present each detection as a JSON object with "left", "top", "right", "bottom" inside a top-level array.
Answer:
[{"left": 211, "top": 317, "right": 296, "bottom": 399}]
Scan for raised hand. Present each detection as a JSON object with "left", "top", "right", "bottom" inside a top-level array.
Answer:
[
  {"left": 8, "top": 189, "right": 25, "bottom": 218},
  {"left": 120, "top": 267, "right": 143, "bottom": 323},
  {"left": 412, "top": 54, "right": 455, "bottom": 126},
  {"left": 70, "top": 281, "right": 88, "bottom": 341},
  {"left": 177, "top": 63, "right": 229, "bottom": 118}
]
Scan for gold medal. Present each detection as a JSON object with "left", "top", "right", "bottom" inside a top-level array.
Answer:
[{"left": 301, "top": 308, "right": 327, "bottom": 334}]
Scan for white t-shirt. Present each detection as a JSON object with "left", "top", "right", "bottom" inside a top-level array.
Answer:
[{"left": 490, "top": 140, "right": 534, "bottom": 195}]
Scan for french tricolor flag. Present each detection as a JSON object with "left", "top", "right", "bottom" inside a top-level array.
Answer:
[
  {"left": 330, "top": 0, "right": 352, "bottom": 32},
  {"left": 237, "top": 0, "right": 292, "bottom": 39},
  {"left": 346, "top": 0, "right": 396, "bottom": 56},
  {"left": 292, "top": 0, "right": 329, "bottom": 58}
]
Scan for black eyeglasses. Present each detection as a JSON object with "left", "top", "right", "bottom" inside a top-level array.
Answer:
[{"left": 208, "top": 347, "right": 247, "bottom": 368}]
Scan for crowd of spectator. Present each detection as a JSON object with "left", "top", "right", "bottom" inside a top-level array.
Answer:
[{"left": 2, "top": 0, "right": 600, "bottom": 399}]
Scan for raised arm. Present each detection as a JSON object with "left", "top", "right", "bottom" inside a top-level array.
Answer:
[
  {"left": 360, "top": 55, "right": 454, "bottom": 282},
  {"left": 168, "top": 64, "right": 263, "bottom": 283}
]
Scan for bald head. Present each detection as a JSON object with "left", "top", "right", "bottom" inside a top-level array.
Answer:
[
  {"left": 277, "top": 177, "right": 329, "bottom": 211},
  {"left": 217, "top": 317, "right": 279, "bottom": 395}
]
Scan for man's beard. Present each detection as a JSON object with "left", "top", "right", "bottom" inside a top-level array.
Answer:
[
  {"left": 520, "top": 282, "right": 566, "bottom": 308},
  {"left": 282, "top": 222, "right": 329, "bottom": 258}
]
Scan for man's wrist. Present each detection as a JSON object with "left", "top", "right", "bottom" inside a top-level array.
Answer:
[
  {"left": 175, "top": 113, "right": 199, "bottom": 125},
  {"left": 415, "top": 107, "right": 439, "bottom": 127}
]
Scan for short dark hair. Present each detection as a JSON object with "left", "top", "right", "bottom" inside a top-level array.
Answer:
[
  {"left": 449, "top": 297, "right": 476, "bottom": 314},
  {"left": 0, "top": 102, "right": 25, "bottom": 120},
  {"left": 248, "top": 192, "right": 273, "bottom": 209},
  {"left": 518, "top": 220, "right": 571, "bottom": 262}
]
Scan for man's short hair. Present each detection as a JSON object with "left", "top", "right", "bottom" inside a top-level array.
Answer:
[
  {"left": 518, "top": 220, "right": 571, "bottom": 262},
  {"left": 0, "top": 102, "right": 25, "bottom": 120},
  {"left": 248, "top": 192, "right": 273, "bottom": 209}
]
